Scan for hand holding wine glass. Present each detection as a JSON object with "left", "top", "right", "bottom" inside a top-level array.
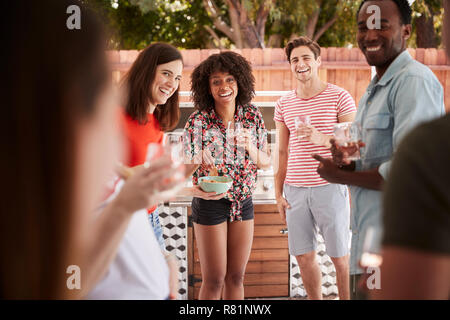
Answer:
[
  {"left": 113, "top": 154, "right": 181, "bottom": 213},
  {"left": 333, "top": 122, "right": 365, "bottom": 164}
]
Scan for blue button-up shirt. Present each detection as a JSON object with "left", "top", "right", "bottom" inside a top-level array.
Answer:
[{"left": 350, "top": 50, "right": 445, "bottom": 274}]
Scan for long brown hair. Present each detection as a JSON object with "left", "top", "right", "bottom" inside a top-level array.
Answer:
[
  {"left": 0, "top": 0, "right": 108, "bottom": 299},
  {"left": 122, "top": 42, "right": 182, "bottom": 131}
]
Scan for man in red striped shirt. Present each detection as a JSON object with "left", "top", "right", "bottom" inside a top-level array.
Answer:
[{"left": 274, "top": 36, "right": 357, "bottom": 300}]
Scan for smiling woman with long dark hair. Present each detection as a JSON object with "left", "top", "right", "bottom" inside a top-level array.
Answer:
[
  {"left": 123, "top": 43, "right": 182, "bottom": 131},
  {"left": 118, "top": 43, "right": 184, "bottom": 252}
]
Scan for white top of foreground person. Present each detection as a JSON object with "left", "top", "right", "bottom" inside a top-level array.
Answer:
[{"left": 86, "top": 181, "right": 170, "bottom": 300}]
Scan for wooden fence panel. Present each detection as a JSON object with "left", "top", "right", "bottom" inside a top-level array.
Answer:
[{"left": 109, "top": 48, "right": 450, "bottom": 112}]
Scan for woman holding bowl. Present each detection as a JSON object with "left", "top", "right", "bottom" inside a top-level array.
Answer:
[{"left": 184, "top": 51, "right": 271, "bottom": 300}]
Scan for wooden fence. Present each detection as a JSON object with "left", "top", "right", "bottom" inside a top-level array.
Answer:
[{"left": 108, "top": 48, "right": 450, "bottom": 112}]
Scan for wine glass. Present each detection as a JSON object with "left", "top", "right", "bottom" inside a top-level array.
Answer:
[
  {"left": 233, "top": 121, "right": 248, "bottom": 151},
  {"left": 145, "top": 143, "right": 165, "bottom": 165},
  {"left": 295, "top": 115, "right": 311, "bottom": 140},
  {"left": 360, "top": 226, "right": 383, "bottom": 269},
  {"left": 234, "top": 122, "right": 243, "bottom": 134},
  {"left": 163, "top": 132, "right": 184, "bottom": 166},
  {"left": 145, "top": 139, "right": 185, "bottom": 202},
  {"left": 333, "top": 122, "right": 363, "bottom": 161}
]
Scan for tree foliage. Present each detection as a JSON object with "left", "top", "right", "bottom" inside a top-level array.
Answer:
[
  {"left": 267, "top": 0, "right": 360, "bottom": 48},
  {"left": 411, "top": 0, "right": 444, "bottom": 48},
  {"left": 85, "top": 0, "right": 444, "bottom": 49},
  {"left": 85, "top": 0, "right": 212, "bottom": 49},
  {"left": 201, "top": 0, "right": 275, "bottom": 48}
]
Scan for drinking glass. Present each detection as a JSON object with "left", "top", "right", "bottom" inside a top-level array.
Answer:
[
  {"left": 226, "top": 120, "right": 232, "bottom": 132},
  {"left": 333, "top": 122, "right": 362, "bottom": 161},
  {"left": 145, "top": 143, "right": 165, "bottom": 165},
  {"left": 360, "top": 226, "right": 383, "bottom": 268},
  {"left": 233, "top": 121, "right": 246, "bottom": 149},
  {"left": 234, "top": 122, "right": 243, "bottom": 134},
  {"left": 163, "top": 132, "right": 184, "bottom": 166},
  {"left": 145, "top": 139, "right": 185, "bottom": 202},
  {"left": 294, "top": 115, "right": 311, "bottom": 140}
]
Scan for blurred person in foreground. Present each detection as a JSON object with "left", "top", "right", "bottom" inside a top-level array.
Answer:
[
  {"left": 0, "top": 0, "right": 178, "bottom": 299},
  {"left": 371, "top": 0, "right": 450, "bottom": 300},
  {"left": 313, "top": 0, "right": 445, "bottom": 299}
]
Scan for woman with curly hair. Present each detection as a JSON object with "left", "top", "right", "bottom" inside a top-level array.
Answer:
[{"left": 184, "top": 51, "right": 271, "bottom": 299}]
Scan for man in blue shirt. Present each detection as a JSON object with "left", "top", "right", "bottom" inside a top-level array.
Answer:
[
  {"left": 371, "top": 0, "right": 450, "bottom": 300},
  {"left": 313, "top": 0, "right": 445, "bottom": 299}
]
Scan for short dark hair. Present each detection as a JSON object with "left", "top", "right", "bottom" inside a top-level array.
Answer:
[
  {"left": 122, "top": 42, "right": 183, "bottom": 131},
  {"left": 190, "top": 51, "right": 255, "bottom": 111},
  {"left": 285, "top": 36, "right": 321, "bottom": 62},
  {"left": 357, "top": 0, "right": 412, "bottom": 25}
]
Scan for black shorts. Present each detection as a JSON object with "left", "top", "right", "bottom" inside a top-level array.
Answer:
[{"left": 191, "top": 197, "right": 254, "bottom": 226}]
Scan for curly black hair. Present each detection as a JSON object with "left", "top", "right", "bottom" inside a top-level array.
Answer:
[
  {"left": 357, "top": 0, "right": 412, "bottom": 25},
  {"left": 190, "top": 51, "right": 255, "bottom": 111}
]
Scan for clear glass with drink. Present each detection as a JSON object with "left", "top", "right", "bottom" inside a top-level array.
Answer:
[
  {"left": 146, "top": 136, "right": 185, "bottom": 202},
  {"left": 234, "top": 121, "right": 243, "bottom": 134},
  {"left": 163, "top": 131, "right": 184, "bottom": 166},
  {"left": 333, "top": 122, "right": 363, "bottom": 161},
  {"left": 233, "top": 121, "right": 246, "bottom": 148},
  {"left": 295, "top": 115, "right": 311, "bottom": 140},
  {"left": 360, "top": 226, "right": 383, "bottom": 269}
]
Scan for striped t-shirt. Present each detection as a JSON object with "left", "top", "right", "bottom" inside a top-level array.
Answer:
[{"left": 274, "top": 83, "right": 356, "bottom": 187}]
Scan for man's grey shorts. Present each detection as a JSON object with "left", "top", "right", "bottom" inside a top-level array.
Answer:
[{"left": 284, "top": 183, "right": 350, "bottom": 258}]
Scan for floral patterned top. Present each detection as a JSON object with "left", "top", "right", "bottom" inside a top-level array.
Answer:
[{"left": 183, "top": 104, "right": 268, "bottom": 222}]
